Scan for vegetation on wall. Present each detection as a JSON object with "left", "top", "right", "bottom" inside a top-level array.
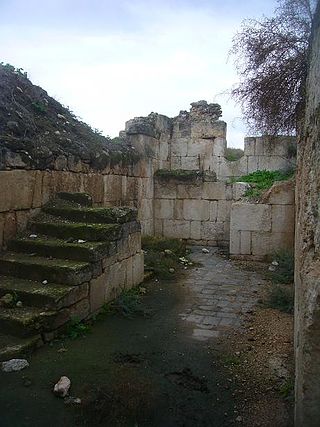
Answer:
[
  {"left": 225, "top": 147, "right": 244, "bottom": 162},
  {"left": 236, "top": 169, "right": 295, "bottom": 199}
]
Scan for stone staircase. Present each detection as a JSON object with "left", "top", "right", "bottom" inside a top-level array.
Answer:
[{"left": 0, "top": 192, "right": 144, "bottom": 361}]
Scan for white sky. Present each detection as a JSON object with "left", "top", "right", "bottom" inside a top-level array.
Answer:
[{"left": 0, "top": 0, "right": 278, "bottom": 148}]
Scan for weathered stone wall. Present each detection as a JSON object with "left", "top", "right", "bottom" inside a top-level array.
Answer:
[
  {"left": 295, "top": 3, "right": 320, "bottom": 425},
  {"left": 124, "top": 101, "right": 296, "bottom": 181},
  {"left": 230, "top": 180, "right": 295, "bottom": 260},
  {"left": 0, "top": 157, "right": 155, "bottom": 250},
  {"left": 154, "top": 172, "right": 248, "bottom": 246}
]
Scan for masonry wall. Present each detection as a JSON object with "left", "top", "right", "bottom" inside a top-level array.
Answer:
[
  {"left": 229, "top": 180, "right": 295, "bottom": 260},
  {"left": 154, "top": 174, "right": 249, "bottom": 246},
  {"left": 0, "top": 156, "right": 155, "bottom": 250},
  {"left": 294, "top": 3, "right": 320, "bottom": 425}
]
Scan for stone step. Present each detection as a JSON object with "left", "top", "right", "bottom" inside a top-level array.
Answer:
[
  {"left": 0, "top": 275, "right": 87, "bottom": 310},
  {"left": 56, "top": 192, "right": 93, "bottom": 207},
  {"left": 0, "top": 253, "right": 92, "bottom": 286},
  {"left": 9, "top": 237, "right": 114, "bottom": 262},
  {"left": 0, "top": 306, "right": 63, "bottom": 337},
  {"left": 30, "top": 220, "right": 122, "bottom": 242},
  {"left": 0, "top": 333, "right": 42, "bottom": 362},
  {"left": 44, "top": 204, "right": 138, "bottom": 224}
]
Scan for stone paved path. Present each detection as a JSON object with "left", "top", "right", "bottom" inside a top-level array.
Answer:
[{"left": 180, "top": 246, "right": 267, "bottom": 341}]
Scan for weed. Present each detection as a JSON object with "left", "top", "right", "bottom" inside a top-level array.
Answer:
[
  {"left": 266, "top": 284, "right": 294, "bottom": 313},
  {"left": 142, "top": 236, "right": 191, "bottom": 279},
  {"left": 279, "top": 379, "right": 294, "bottom": 399},
  {"left": 67, "top": 318, "right": 91, "bottom": 339},
  {"left": 268, "top": 250, "right": 294, "bottom": 284},
  {"left": 235, "top": 169, "right": 295, "bottom": 199},
  {"left": 111, "top": 287, "right": 145, "bottom": 318}
]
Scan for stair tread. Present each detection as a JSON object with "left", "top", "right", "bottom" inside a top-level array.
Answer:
[
  {"left": 0, "top": 252, "right": 90, "bottom": 270},
  {"left": 0, "top": 305, "right": 56, "bottom": 323},
  {"left": 0, "top": 332, "right": 42, "bottom": 361},
  {"left": 0, "top": 275, "right": 73, "bottom": 300},
  {"left": 14, "top": 236, "right": 109, "bottom": 249}
]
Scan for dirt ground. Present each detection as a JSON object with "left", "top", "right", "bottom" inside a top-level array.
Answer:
[{"left": 0, "top": 250, "right": 294, "bottom": 427}]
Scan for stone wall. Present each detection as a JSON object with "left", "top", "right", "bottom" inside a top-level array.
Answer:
[
  {"left": 124, "top": 101, "right": 296, "bottom": 181},
  {"left": 154, "top": 171, "right": 248, "bottom": 246},
  {"left": 295, "top": 3, "right": 320, "bottom": 425},
  {"left": 0, "top": 157, "right": 155, "bottom": 250},
  {"left": 229, "top": 180, "right": 295, "bottom": 260}
]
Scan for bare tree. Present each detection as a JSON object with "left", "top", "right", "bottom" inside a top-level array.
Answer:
[{"left": 230, "top": 0, "right": 316, "bottom": 135}]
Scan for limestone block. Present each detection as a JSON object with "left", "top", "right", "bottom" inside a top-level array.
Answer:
[
  {"left": 183, "top": 200, "right": 209, "bottom": 221},
  {"left": 154, "top": 199, "right": 174, "bottom": 219},
  {"left": 90, "top": 272, "right": 108, "bottom": 312},
  {"left": 132, "top": 252, "right": 144, "bottom": 285},
  {"left": 159, "top": 141, "right": 169, "bottom": 161},
  {"left": 203, "top": 182, "right": 227, "bottom": 200},
  {"left": 201, "top": 221, "right": 224, "bottom": 241},
  {"left": 240, "top": 231, "right": 251, "bottom": 255},
  {"left": 180, "top": 156, "right": 199, "bottom": 170},
  {"left": 67, "top": 298, "right": 90, "bottom": 322},
  {"left": 171, "top": 156, "right": 181, "bottom": 169},
  {"left": 190, "top": 221, "right": 201, "bottom": 240},
  {"left": 176, "top": 184, "right": 202, "bottom": 200},
  {"left": 217, "top": 200, "right": 232, "bottom": 221},
  {"left": 171, "top": 139, "right": 188, "bottom": 157},
  {"left": 126, "top": 256, "right": 133, "bottom": 288},
  {"left": 212, "top": 137, "right": 227, "bottom": 156},
  {"left": 154, "top": 219, "right": 163, "bottom": 235},
  {"left": 116, "top": 237, "right": 131, "bottom": 261},
  {"left": 3, "top": 212, "right": 17, "bottom": 244},
  {"left": 232, "top": 182, "right": 251, "bottom": 201},
  {"left": 247, "top": 156, "right": 259, "bottom": 174},
  {"left": 244, "top": 137, "right": 256, "bottom": 156},
  {"left": 139, "top": 199, "right": 153, "bottom": 220},
  {"left": 261, "top": 180, "right": 295, "bottom": 205},
  {"left": 251, "top": 232, "right": 271, "bottom": 256},
  {"left": 209, "top": 201, "right": 218, "bottom": 221},
  {"left": 271, "top": 232, "right": 294, "bottom": 251},
  {"left": 230, "top": 230, "right": 240, "bottom": 254},
  {"left": 163, "top": 219, "right": 190, "bottom": 239},
  {"left": 271, "top": 204, "right": 295, "bottom": 233},
  {"left": 32, "top": 171, "right": 43, "bottom": 208},
  {"left": 103, "top": 174, "right": 122, "bottom": 203},
  {"left": 154, "top": 180, "right": 177, "bottom": 199},
  {"left": 0, "top": 171, "right": 35, "bottom": 212},
  {"left": 231, "top": 203, "right": 271, "bottom": 232},
  {"left": 255, "top": 138, "right": 265, "bottom": 155},
  {"left": 128, "top": 232, "right": 141, "bottom": 255},
  {"left": 141, "top": 177, "right": 154, "bottom": 200},
  {"left": 83, "top": 173, "right": 104, "bottom": 204},
  {"left": 174, "top": 200, "right": 184, "bottom": 219},
  {"left": 187, "top": 141, "right": 202, "bottom": 157},
  {"left": 16, "top": 210, "right": 30, "bottom": 233},
  {"left": 141, "top": 220, "right": 153, "bottom": 236}
]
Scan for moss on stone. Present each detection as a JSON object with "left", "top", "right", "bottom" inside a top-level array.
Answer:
[{"left": 155, "top": 169, "right": 203, "bottom": 182}]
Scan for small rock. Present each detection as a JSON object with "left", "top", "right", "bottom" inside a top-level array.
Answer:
[
  {"left": 164, "top": 249, "right": 173, "bottom": 255},
  {"left": 268, "top": 265, "right": 276, "bottom": 272},
  {"left": 16, "top": 301, "right": 23, "bottom": 308},
  {"left": 2, "top": 359, "right": 29, "bottom": 372},
  {"left": 236, "top": 416, "right": 243, "bottom": 422},
  {"left": 271, "top": 260, "right": 279, "bottom": 266},
  {"left": 54, "top": 376, "right": 71, "bottom": 397},
  {"left": 54, "top": 131, "right": 61, "bottom": 135},
  {"left": 77, "top": 239, "right": 86, "bottom": 244},
  {"left": 202, "top": 248, "right": 210, "bottom": 254},
  {"left": 42, "top": 280, "right": 48, "bottom": 285},
  {"left": 169, "top": 268, "right": 175, "bottom": 274},
  {"left": 16, "top": 86, "right": 23, "bottom": 93},
  {"left": 64, "top": 396, "right": 81, "bottom": 405},
  {"left": 57, "top": 114, "right": 66, "bottom": 120},
  {"left": 29, "top": 234, "right": 38, "bottom": 239}
]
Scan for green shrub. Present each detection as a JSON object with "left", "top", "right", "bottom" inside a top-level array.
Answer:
[
  {"left": 266, "top": 284, "right": 294, "bottom": 313},
  {"left": 237, "top": 169, "right": 295, "bottom": 199},
  {"left": 269, "top": 250, "right": 294, "bottom": 284}
]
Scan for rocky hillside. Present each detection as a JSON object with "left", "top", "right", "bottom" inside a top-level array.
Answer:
[{"left": 0, "top": 64, "right": 137, "bottom": 170}]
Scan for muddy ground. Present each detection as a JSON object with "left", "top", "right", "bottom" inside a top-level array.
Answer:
[{"left": 0, "top": 250, "right": 293, "bottom": 427}]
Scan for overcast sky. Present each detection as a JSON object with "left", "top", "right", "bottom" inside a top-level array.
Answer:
[{"left": 0, "top": 0, "right": 278, "bottom": 147}]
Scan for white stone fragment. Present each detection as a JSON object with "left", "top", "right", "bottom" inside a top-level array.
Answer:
[
  {"left": 54, "top": 376, "right": 71, "bottom": 397},
  {"left": 2, "top": 359, "right": 29, "bottom": 372},
  {"left": 202, "top": 248, "right": 210, "bottom": 254}
]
